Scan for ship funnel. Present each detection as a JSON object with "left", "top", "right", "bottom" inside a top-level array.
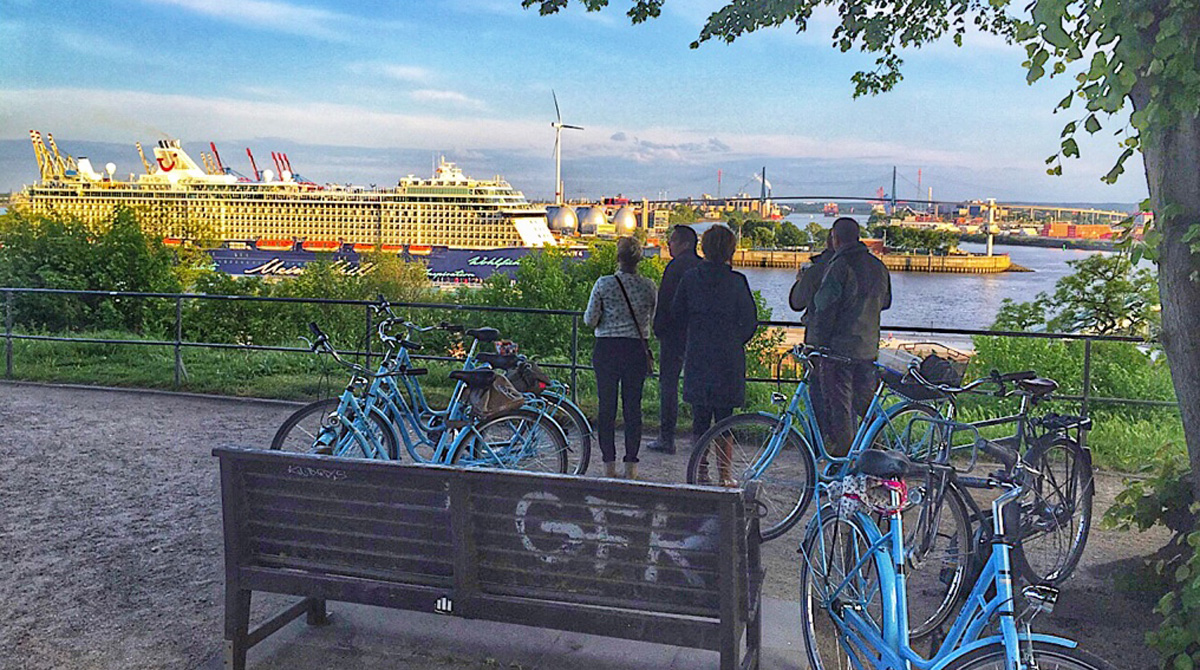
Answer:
[{"left": 76, "top": 157, "right": 102, "bottom": 181}]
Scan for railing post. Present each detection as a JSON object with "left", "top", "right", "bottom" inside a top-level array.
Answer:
[
  {"left": 570, "top": 314, "right": 579, "bottom": 404},
  {"left": 1081, "top": 338, "right": 1092, "bottom": 419},
  {"left": 174, "top": 296, "right": 183, "bottom": 389},
  {"left": 5, "top": 290, "right": 13, "bottom": 379}
]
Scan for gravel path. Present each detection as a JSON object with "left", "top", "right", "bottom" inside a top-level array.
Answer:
[{"left": 0, "top": 382, "right": 1166, "bottom": 669}]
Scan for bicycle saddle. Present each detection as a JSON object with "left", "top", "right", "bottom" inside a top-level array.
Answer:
[
  {"left": 449, "top": 369, "right": 496, "bottom": 388},
  {"left": 476, "top": 352, "right": 519, "bottom": 370},
  {"left": 467, "top": 327, "right": 501, "bottom": 343},
  {"left": 1017, "top": 377, "right": 1058, "bottom": 397},
  {"left": 852, "top": 449, "right": 914, "bottom": 479}
]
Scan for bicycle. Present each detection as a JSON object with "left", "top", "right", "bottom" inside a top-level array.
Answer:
[
  {"left": 900, "top": 363, "right": 1095, "bottom": 586},
  {"left": 685, "top": 345, "right": 946, "bottom": 540},
  {"left": 799, "top": 441, "right": 1115, "bottom": 670},
  {"left": 271, "top": 322, "right": 568, "bottom": 473},
  {"left": 367, "top": 297, "right": 593, "bottom": 475}
]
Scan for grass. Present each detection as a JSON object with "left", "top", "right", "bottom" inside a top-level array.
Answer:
[{"left": 3, "top": 331, "right": 1182, "bottom": 471}]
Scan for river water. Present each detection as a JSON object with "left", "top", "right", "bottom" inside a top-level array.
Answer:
[{"left": 745, "top": 213, "right": 1108, "bottom": 342}]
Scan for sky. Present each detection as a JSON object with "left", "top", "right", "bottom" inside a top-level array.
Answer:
[{"left": 0, "top": 0, "right": 1149, "bottom": 205}]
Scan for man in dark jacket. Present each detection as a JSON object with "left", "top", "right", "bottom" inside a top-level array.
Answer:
[
  {"left": 807, "top": 217, "right": 891, "bottom": 456},
  {"left": 647, "top": 225, "right": 702, "bottom": 454},
  {"left": 789, "top": 230, "right": 833, "bottom": 341}
]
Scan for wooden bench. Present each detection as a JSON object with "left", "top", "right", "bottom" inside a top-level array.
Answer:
[{"left": 214, "top": 446, "right": 763, "bottom": 670}]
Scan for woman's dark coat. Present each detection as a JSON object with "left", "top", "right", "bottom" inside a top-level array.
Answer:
[{"left": 671, "top": 260, "right": 759, "bottom": 408}]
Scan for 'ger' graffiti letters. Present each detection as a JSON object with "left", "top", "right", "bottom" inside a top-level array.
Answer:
[{"left": 514, "top": 491, "right": 710, "bottom": 586}]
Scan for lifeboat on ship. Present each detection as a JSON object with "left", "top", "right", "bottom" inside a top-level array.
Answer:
[
  {"left": 352, "top": 243, "right": 377, "bottom": 253},
  {"left": 407, "top": 244, "right": 433, "bottom": 256},
  {"left": 302, "top": 240, "right": 341, "bottom": 252},
  {"left": 381, "top": 244, "right": 403, "bottom": 253},
  {"left": 256, "top": 238, "right": 296, "bottom": 252},
  {"left": 162, "top": 237, "right": 183, "bottom": 247}
]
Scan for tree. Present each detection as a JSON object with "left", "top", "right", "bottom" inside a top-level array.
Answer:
[
  {"left": 777, "top": 221, "right": 805, "bottom": 247},
  {"left": 520, "top": 0, "right": 1200, "bottom": 503},
  {"left": 993, "top": 253, "right": 1159, "bottom": 337}
]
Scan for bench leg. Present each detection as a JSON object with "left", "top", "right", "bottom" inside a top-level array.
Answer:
[
  {"left": 306, "top": 597, "right": 329, "bottom": 626},
  {"left": 224, "top": 589, "right": 251, "bottom": 670}
]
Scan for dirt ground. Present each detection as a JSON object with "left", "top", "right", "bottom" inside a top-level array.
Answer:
[{"left": 0, "top": 382, "right": 1167, "bottom": 669}]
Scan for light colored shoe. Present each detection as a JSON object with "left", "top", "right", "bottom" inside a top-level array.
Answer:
[
  {"left": 623, "top": 463, "right": 639, "bottom": 480},
  {"left": 604, "top": 461, "right": 618, "bottom": 478}
]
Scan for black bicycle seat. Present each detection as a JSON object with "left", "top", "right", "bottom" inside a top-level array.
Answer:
[
  {"left": 1017, "top": 377, "right": 1058, "bottom": 397},
  {"left": 477, "top": 352, "right": 519, "bottom": 370},
  {"left": 852, "top": 449, "right": 914, "bottom": 479},
  {"left": 449, "top": 369, "right": 496, "bottom": 388},
  {"left": 467, "top": 327, "right": 501, "bottom": 343}
]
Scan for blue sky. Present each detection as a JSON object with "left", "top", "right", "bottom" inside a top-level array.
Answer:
[{"left": 0, "top": 0, "right": 1147, "bottom": 204}]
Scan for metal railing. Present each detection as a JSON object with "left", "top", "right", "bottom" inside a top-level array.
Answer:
[{"left": 1, "top": 287, "right": 1178, "bottom": 415}]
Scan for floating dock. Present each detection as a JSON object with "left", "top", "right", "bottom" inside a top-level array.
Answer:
[{"left": 729, "top": 249, "right": 1028, "bottom": 273}]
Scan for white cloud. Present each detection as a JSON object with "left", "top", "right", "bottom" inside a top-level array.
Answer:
[
  {"left": 52, "top": 29, "right": 139, "bottom": 61},
  {"left": 143, "top": 0, "right": 351, "bottom": 40},
  {"left": 346, "top": 62, "right": 431, "bottom": 83},
  {"left": 410, "top": 89, "right": 487, "bottom": 110}
]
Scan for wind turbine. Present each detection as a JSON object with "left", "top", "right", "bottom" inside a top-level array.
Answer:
[{"left": 550, "top": 90, "right": 583, "bottom": 205}]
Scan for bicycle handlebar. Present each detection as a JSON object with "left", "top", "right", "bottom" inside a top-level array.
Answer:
[{"left": 901, "top": 361, "right": 1040, "bottom": 397}]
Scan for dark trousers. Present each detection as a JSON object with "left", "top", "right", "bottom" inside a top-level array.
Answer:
[
  {"left": 592, "top": 337, "right": 648, "bottom": 463},
  {"left": 692, "top": 405, "right": 734, "bottom": 438},
  {"left": 814, "top": 358, "right": 878, "bottom": 457},
  {"left": 657, "top": 337, "right": 686, "bottom": 444}
]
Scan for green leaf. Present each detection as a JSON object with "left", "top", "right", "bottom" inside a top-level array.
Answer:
[
  {"left": 1085, "top": 115, "right": 1101, "bottom": 133},
  {"left": 1062, "top": 137, "right": 1080, "bottom": 158},
  {"left": 1061, "top": 121, "right": 1077, "bottom": 137}
]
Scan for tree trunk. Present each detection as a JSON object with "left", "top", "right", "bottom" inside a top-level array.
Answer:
[{"left": 1136, "top": 95, "right": 1200, "bottom": 497}]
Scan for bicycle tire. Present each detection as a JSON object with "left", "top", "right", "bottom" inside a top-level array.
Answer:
[
  {"left": 541, "top": 391, "right": 593, "bottom": 475},
  {"left": 455, "top": 408, "right": 569, "bottom": 474},
  {"left": 1013, "top": 435, "right": 1094, "bottom": 585},
  {"left": 271, "top": 397, "right": 400, "bottom": 460},
  {"left": 799, "top": 507, "right": 882, "bottom": 670},
  {"left": 686, "top": 413, "right": 817, "bottom": 541},
  {"left": 942, "top": 640, "right": 1117, "bottom": 670}
]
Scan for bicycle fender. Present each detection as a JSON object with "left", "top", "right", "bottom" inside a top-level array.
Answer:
[{"left": 930, "top": 634, "right": 1079, "bottom": 670}]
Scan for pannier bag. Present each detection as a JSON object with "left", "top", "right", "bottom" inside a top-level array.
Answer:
[
  {"left": 468, "top": 373, "right": 526, "bottom": 419},
  {"left": 506, "top": 358, "right": 553, "bottom": 396}
]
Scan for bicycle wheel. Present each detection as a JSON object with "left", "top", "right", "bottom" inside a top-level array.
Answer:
[
  {"left": 457, "top": 409, "right": 568, "bottom": 473},
  {"left": 271, "top": 398, "right": 399, "bottom": 460},
  {"left": 1013, "top": 436, "right": 1094, "bottom": 585},
  {"left": 799, "top": 507, "right": 883, "bottom": 670},
  {"left": 686, "top": 413, "right": 817, "bottom": 541},
  {"left": 899, "top": 477, "right": 972, "bottom": 639},
  {"left": 541, "top": 392, "right": 593, "bottom": 475},
  {"left": 944, "top": 640, "right": 1117, "bottom": 670}
]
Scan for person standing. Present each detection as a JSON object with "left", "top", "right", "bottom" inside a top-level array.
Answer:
[
  {"left": 584, "top": 237, "right": 657, "bottom": 479},
  {"left": 672, "top": 225, "right": 759, "bottom": 452},
  {"left": 806, "top": 217, "right": 892, "bottom": 457},
  {"left": 789, "top": 230, "right": 833, "bottom": 422},
  {"left": 647, "top": 225, "right": 702, "bottom": 455}
]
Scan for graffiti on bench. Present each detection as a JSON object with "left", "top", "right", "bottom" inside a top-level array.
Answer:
[{"left": 513, "top": 490, "right": 717, "bottom": 587}]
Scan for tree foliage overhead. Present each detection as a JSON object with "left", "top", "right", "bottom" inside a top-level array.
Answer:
[{"left": 522, "top": 0, "right": 1015, "bottom": 96}]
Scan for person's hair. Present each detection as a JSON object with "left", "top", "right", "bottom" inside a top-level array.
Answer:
[
  {"left": 616, "top": 236, "right": 642, "bottom": 268},
  {"left": 669, "top": 225, "right": 697, "bottom": 247},
  {"left": 831, "top": 217, "right": 860, "bottom": 245},
  {"left": 701, "top": 225, "right": 738, "bottom": 264}
]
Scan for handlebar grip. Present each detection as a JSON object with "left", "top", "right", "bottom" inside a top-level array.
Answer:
[
  {"left": 976, "top": 438, "right": 1019, "bottom": 472},
  {"left": 308, "top": 322, "right": 327, "bottom": 339}
]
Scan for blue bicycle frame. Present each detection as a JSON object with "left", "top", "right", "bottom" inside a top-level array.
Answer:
[{"left": 808, "top": 484, "right": 1079, "bottom": 670}]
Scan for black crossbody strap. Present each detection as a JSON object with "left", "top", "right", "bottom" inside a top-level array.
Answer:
[{"left": 614, "top": 274, "right": 646, "bottom": 341}]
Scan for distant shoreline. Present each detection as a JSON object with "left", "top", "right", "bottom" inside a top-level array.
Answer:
[{"left": 958, "top": 233, "right": 1115, "bottom": 252}]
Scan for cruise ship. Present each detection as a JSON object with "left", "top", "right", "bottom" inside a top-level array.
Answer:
[{"left": 10, "top": 131, "right": 557, "bottom": 250}]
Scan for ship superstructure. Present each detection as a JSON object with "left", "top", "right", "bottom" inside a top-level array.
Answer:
[{"left": 11, "top": 132, "right": 556, "bottom": 249}]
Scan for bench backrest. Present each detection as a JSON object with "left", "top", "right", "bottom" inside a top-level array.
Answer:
[{"left": 216, "top": 447, "right": 759, "bottom": 620}]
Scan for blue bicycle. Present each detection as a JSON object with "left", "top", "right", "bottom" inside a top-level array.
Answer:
[
  {"left": 270, "top": 321, "right": 568, "bottom": 473},
  {"left": 798, "top": 435, "right": 1115, "bottom": 670}
]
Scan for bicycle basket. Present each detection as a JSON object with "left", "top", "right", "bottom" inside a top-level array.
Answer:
[
  {"left": 506, "top": 358, "right": 552, "bottom": 396},
  {"left": 468, "top": 373, "right": 526, "bottom": 419}
]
